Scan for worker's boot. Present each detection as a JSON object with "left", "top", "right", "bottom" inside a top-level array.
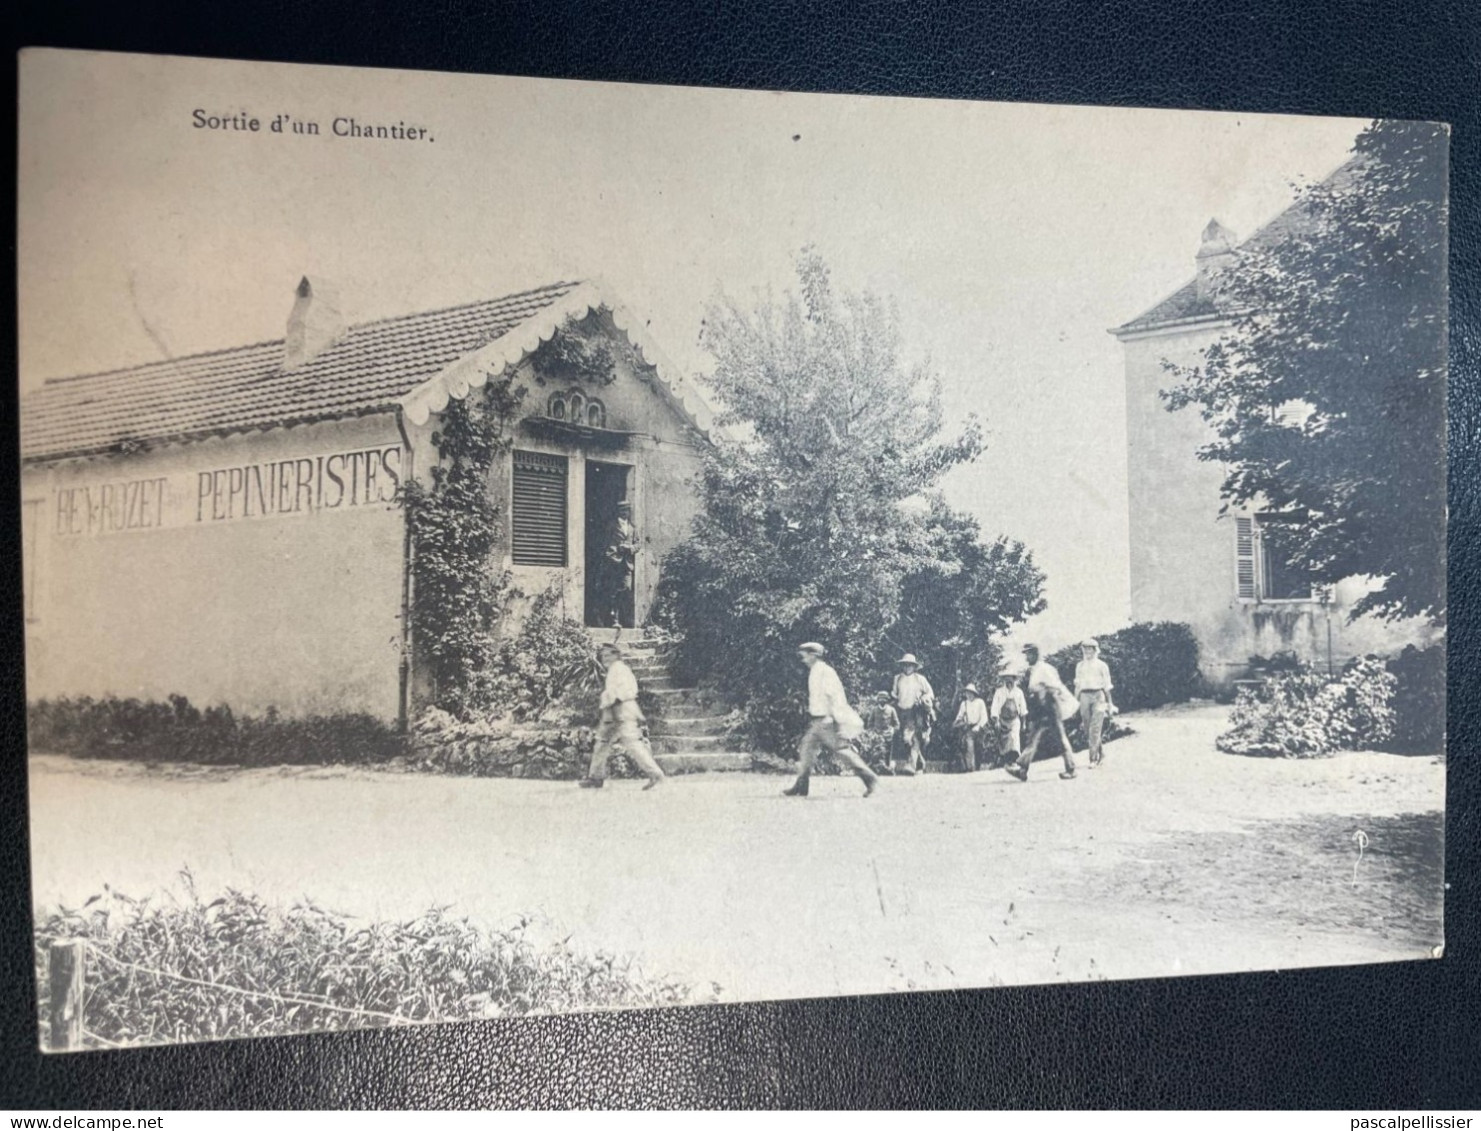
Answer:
[{"left": 782, "top": 774, "right": 810, "bottom": 797}]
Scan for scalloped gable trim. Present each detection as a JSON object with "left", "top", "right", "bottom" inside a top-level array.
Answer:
[{"left": 399, "top": 279, "right": 719, "bottom": 440}]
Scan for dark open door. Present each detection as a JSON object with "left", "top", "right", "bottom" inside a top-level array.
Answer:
[{"left": 584, "top": 461, "right": 635, "bottom": 628}]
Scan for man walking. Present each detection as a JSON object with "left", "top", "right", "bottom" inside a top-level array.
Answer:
[
  {"left": 784, "top": 642, "right": 879, "bottom": 798},
  {"left": 1073, "top": 638, "right": 1117, "bottom": 767},
  {"left": 1006, "top": 644, "right": 1078, "bottom": 781},
  {"left": 891, "top": 653, "right": 936, "bottom": 775},
  {"left": 580, "top": 643, "right": 667, "bottom": 790},
  {"left": 952, "top": 683, "right": 990, "bottom": 772}
]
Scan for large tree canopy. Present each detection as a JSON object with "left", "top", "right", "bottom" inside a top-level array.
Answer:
[
  {"left": 655, "top": 252, "right": 1045, "bottom": 750},
  {"left": 1162, "top": 119, "right": 1448, "bottom": 624}
]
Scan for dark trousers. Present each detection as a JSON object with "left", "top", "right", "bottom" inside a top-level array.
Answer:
[{"left": 1017, "top": 704, "right": 1076, "bottom": 775}]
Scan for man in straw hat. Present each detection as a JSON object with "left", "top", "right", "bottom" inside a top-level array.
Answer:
[
  {"left": 951, "top": 682, "right": 990, "bottom": 772},
  {"left": 891, "top": 653, "right": 936, "bottom": 775},
  {"left": 783, "top": 642, "right": 879, "bottom": 798},
  {"left": 1073, "top": 637, "right": 1117, "bottom": 767}
]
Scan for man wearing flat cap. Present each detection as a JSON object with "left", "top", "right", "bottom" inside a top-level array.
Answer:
[
  {"left": 1073, "top": 637, "right": 1117, "bottom": 767},
  {"left": 784, "top": 642, "right": 879, "bottom": 798}
]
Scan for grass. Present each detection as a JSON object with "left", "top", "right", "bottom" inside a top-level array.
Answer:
[{"left": 35, "top": 871, "right": 714, "bottom": 1049}]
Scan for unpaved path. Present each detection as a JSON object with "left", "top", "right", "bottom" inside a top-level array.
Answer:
[{"left": 27, "top": 703, "right": 1445, "bottom": 1004}]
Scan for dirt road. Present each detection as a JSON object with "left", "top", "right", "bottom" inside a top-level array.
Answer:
[{"left": 27, "top": 703, "right": 1445, "bottom": 1004}]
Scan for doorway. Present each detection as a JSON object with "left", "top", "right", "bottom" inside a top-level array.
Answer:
[{"left": 584, "top": 461, "right": 635, "bottom": 628}]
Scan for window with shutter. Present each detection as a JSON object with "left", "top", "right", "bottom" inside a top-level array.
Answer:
[
  {"left": 511, "top": 450, "right": 568, "bottom": 567},
  {"left": 1234, "top": 516, "right": 1257, "bottom": 599}
]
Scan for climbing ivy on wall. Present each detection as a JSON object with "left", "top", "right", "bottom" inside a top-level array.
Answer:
[
  {"left": 400, "top": 375, "right": 523, "bottom": 719},
  {"left": 538, "top": 309, "right": 644, "bottom": 387}
]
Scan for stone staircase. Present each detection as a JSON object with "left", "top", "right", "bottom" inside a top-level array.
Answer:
[{"left": 602, "top": 636, "right": 753, "bottom": 775}]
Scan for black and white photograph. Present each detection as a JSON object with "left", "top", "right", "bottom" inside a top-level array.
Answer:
[{"left": 17, "top": 47, "right": 1447, "bottom": 1052}]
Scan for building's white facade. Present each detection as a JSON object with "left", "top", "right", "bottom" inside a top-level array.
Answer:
[
  {"left": 1112, "top": 217, "right": 1437, "bottom": 687},
  {"left": 21, "top": 279, "right": 712, "bottom": 724}
]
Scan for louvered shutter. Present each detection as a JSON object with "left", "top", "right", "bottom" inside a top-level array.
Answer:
[
  {"left": 1234, "top": 517, "right": 1257, "bottom": 599},
  {"left": 511, "top": 450, "right": 568, "bottom": 567}
]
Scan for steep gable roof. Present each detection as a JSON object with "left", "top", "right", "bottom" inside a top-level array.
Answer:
[
  {"left": 22, "top": 279, "right": 718, "bottom": 462},
  {"left": 1111, "top": 156, "right": 1365, "bottom": 337}
]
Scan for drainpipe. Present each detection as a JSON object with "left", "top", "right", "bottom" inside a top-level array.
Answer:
[{"left": 395, "top": 408, "right": 416, "bottom": 733}]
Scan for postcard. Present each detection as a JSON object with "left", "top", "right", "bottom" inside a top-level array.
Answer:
[{"left": 17, "top": 48, "right": 1447, "bottom": 1050}]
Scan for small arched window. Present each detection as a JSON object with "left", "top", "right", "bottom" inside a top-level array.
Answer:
[
  {"left": 548, "top": 394, "right": 566, "bottom": 421},
  {"left": 587, "top": 399, "right": 605, "bottom": 428},
  {"left": 568, "top": 392, "right": 586, "bottom": 422}
]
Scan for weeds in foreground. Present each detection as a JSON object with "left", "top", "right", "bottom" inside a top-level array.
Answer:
[{"left": 36, "top": 872, "right": 712, "bottom": 1048}]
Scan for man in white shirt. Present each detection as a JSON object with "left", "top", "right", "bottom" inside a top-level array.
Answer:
[
  {"left": 580, "top": 644, "right": 666, "bottom": 789},
  {"left": 952, "top": 683, "right": 990, "bottom": 772},
  {"left": 783, "top": 642, "right": 880, "bottom": 798},
  {"left": 1072, "top": 638, "right": 1117, "bottom": 767},
  {"left": 1006, "top": 644, "right": 1078, "bottom": 781},
  {"left": 891, "top": 653, "right": 936, "bottom": 775},
  {"left": 989, "top": 668, "right": 1028, "bottom": 767}
]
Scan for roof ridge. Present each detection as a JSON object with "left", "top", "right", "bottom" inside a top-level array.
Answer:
[
  {"left": 1111, "top": 153, "right": 1364, "bottom": 334},
  {"left": 35, "top": 279, "right": 585, "bottom": 389}
]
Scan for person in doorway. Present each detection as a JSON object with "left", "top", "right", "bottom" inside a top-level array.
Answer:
[
  {"left": 1073, "top": 638, "right": 1117, "bottom": 767},
  {"left": 783, "top": 642, "right": 879, "bottom": 798},
  {"left": 989, "top": 666, "right": 1028, "bottom": 768},
  {"left": 603, "top": 500, "right": 638, "bottom": 628},
  {"left": 580, "top": 643, "right": 666, "bottom": 790},
  {"left": 1006, "top": 644, "right": 1078, "bottom": 781},
  {"left": 952, "top": 683, "right": 990, "bottom": 772},
  {"left": 891, "top": 654, "right": 936, "bottom": 775}
]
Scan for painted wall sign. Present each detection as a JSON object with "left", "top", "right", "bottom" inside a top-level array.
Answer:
[{"left": 51, "top": 445, "right": 403, "bottom": 537}]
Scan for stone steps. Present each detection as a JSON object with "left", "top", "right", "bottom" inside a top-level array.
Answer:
[
  {"left": 595, "top": 637, "right": 751, "bottom": 772},
  {"left": 650, "top": 714, "right": 733, "bottom": 736},
  {"left": 651, "top": 733, "right": 733, "bottom": 755},
  {"left": 653, "top": 750, "right": 754, "bottom": 775}
]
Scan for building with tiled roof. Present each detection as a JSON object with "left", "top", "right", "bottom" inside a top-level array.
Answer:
[
  {"left": 20, "top": 278, "right": 715, "bottom": 722},
  {"left": 1109, "top": 157, "right": 1435, "bottom": 685}
]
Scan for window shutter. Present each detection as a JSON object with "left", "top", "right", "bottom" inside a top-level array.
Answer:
[
  {"left": 1234, "top": 516, "right": 1257, "bottom": 599},
  {"left": 511, "top": 450, "right": 568, "bottom": 567}
]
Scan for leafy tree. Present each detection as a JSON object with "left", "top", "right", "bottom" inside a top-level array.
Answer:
[
  {"left": 654, "top": 251, "right": 1045, "bottom": 750},
  {"left": 884, "top": 497, "right": 1047, "bottom": 701},
  {"left": 1162, "top": 119, "right": 1448, "bottom": 624}
]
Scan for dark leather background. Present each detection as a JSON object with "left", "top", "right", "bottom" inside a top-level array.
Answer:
[{"left": 4, "top": 0, "right": 1478, "bottom": 1109}]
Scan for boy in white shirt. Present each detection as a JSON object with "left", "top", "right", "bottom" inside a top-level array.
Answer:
[{"left": 952, "top": 683, "right": 990, "bottom": 771}]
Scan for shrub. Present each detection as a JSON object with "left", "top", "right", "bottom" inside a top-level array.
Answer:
[
  {"left": 1047, "top": 622, "right": 1202, "bottom": 713},
  {"left": 26, "top": 695, "right": 405, "bottom": 767},
  {"left": 34, "top": 875, "right": 709, "bottom": 1048},
  {"left": 466, "top": 586, "right": 605, "bottom": 724},
  {"left": 410, "top": 709, "right": 601, "bottom": 779},
  {"left": 1217, "top": 655, "right": 1397, "bottom": 758},
  {"left": 1386, "top": 643, "right": 1445, "bottom": 753}
]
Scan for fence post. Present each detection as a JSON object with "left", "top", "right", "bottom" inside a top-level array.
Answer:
[{"left": 48, "top": 939, "right": 86, "bottom": 1051}]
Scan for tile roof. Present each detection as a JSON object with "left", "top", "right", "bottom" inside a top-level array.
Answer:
[
  {"left": 21, "top": 281, "right": 583, "bottom": 462},
  {"left": 1112, "top": 156, "right": 1366, "bottom": 336}
]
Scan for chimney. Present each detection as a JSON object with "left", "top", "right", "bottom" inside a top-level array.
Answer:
[
  {"left": 1195, "top": 218, "right": 1239, "bottom": 304},
  {"left": 283, "top": 276, "right": 346, "bottom": 370}
]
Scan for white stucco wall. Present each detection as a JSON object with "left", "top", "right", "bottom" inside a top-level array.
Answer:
[
  {"left": 1119, "top": 323, "right": 1436, "bottom": 685},
  {"left": 21, "top": 415, "right": 408, "bottom": 721}
]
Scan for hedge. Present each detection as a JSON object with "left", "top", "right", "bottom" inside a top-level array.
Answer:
[
  {"left": 1047, "top": 621, "right": 1202, "bottom": 712},
  {"left": 27, "top": 695, "right": 405, "bottom": 767}
]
